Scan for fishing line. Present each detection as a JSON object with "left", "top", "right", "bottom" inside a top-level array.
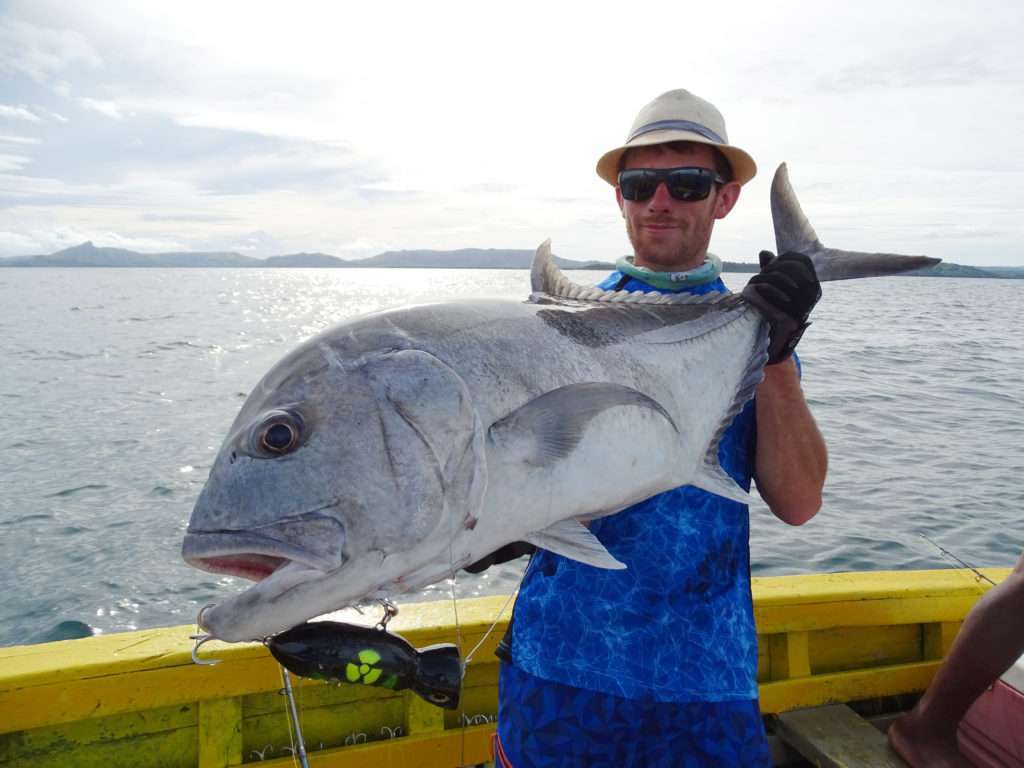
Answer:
[
  {"left": 464, "top": 587, "right": 520, "bottom": 666},
  {"left": 448, "top": 542, "right": 530, "bottom": 767}
]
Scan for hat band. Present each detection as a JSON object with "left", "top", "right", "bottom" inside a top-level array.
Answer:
[{"left": 627, "top": 119, "right": 725, "bottom": 145}]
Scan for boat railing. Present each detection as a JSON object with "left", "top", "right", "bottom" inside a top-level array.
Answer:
[{"left": 0, "top": 569, "right": 1008, "bottom": 767}]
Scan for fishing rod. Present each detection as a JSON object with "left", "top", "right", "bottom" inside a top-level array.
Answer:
[
  {"left": 918, "top": 534, "right": 998, "bottom": 586},
  {"left": 280, "top": 668, "right": 310, "bottom": 768}
]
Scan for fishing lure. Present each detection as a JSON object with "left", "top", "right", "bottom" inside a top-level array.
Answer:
[{"left": 266, "top": 620, "right": 463, "bottom": 710}]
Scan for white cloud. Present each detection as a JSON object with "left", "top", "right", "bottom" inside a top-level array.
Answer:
[
  {"left": 33, "top": 106, "right": 68, "bottom": 122},
  {"left": 0, "top": 104, "right": 40, "bottom": 122},
  {"left": 79, "top": 97, "right": 123, "bottom": 120},
  {"left": 0, "top": 0, "right": 1022, "bottom": 265},
  {"left": 0, "top": 134, "right": 40, "bottom": 144},
  {"left": 0, "top": 18, "right": 101, "bottom": 83},
  {"left": 0, "top": 154, "right": 31, "bottom": 171}
]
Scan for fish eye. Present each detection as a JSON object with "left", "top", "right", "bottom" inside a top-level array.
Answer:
[
  {"left": 426, "top": 693, "right": 450, "bottom": 704},
  {"left": 255, "top": 411, "right": 303, "bottom": 456}
]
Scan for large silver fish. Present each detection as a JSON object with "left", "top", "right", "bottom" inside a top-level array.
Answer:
[{"left": 183, "top": 164, "right": 938, "bottom": 642}]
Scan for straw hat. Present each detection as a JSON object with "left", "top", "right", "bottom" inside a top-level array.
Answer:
[{"left": 596, "top": 89, "right": 757, "bottom": 186}]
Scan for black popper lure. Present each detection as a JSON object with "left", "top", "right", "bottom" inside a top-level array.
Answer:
[{"left": 266, "top": 620, "right": 463, "bottom": 710}]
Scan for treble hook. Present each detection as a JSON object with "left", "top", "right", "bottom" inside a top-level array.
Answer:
[
  {"left": 375, "top": 598, "right": 399, "bottom": 631},
  {"left": 190, "top": 604, "right": 222, "bottom": 666}
]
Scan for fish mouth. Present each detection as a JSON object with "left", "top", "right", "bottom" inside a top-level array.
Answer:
[
  {"left": 188, "top": 552, "right": 292, "bottom": 581},
  {"left": 182, "top": 515, "right": 345, "bottom": 581}
]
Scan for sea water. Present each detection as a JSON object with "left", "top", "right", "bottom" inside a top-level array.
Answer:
[{"left": 1, "top": 268, "right": 1021, "bottom": 646}]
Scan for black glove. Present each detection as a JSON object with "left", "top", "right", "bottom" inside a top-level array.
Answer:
[
  {"left": 741, "top": 251, "right": 820, "bottom": 364},
  {"left": 464, "top": 542, "right": 536, "bottom": 574}
]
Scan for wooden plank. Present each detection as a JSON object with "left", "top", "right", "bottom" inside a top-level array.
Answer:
[
  {"left": 0, "top": 703, "right": 195, "bottom": 757},
  {"left": 923, "top": 621, "right": 960, "bottom": 659},
  {"left": 810, "top": 624, "right": 921, "bottom": 675},
  {"left": 404, "top": 691, "right": 445, "bottom": 735},
  {"left": 0, "top": 725, "right": 197, "bottom": 768},
  {"left": 767, "top": 631, "right": 811, "bottom": 680},
  {"left": 759, "top": 659, "right": 939, "bottom": 714},
  {"left": 267, "top": 723, "right": 495, "bottom": 768},
  {"left": 242, "top": 697, "right": 407, "bottom": 757},
  {"left": 197, "top": 698, "right": 241, "bottom": 768},
  {"left": 0, "top": 657, "right": 279, "bottom": 734},
  {"left": 753, "top": 569, "right": 1008, "bottom": 607},
  {"left": 753, "top": 570, "right": 1007, "bottom": 634},
  {"left": 773, "top": 704, "right": 907, "bottom": 767}
]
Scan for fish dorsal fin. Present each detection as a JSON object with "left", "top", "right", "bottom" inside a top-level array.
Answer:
[
  {"left": 771, "top": 163, "right": 940, "bottom": 281},
  {"left": 525, "top": 519, "right": 626, "bottom": 570},
  {"left": 529, "top": 240, "right": 730, "bottom": 307},
  {"left": 488, "top": 382, "right": 677, "bottom": 467}
]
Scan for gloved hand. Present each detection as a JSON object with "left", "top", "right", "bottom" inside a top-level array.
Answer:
[
  {"left": 464, "top": 542, "right": 536, "bottom": 574},
  {"left": 741, "top": 251, "right": 821, "bottom": 364}
]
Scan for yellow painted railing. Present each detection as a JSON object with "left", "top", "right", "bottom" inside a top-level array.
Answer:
[{"left": 0, "top": 569, "right": 1008, "bottom": 767}]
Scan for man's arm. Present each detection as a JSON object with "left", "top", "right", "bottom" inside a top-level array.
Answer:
[
  {"left": 753, "top": 357, "right": 826, "bottom": 525},
  {"left": 741, "top": 250, "right": 827, "bottom": 525}
]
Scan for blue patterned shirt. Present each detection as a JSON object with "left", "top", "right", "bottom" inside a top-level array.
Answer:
[{"left": 508, "top": 271, "right": 760, "bottom": 702}]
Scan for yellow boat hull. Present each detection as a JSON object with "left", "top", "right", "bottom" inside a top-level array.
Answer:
[{"left": 0, "top": 569, "right": 1008, "bottom": 767}]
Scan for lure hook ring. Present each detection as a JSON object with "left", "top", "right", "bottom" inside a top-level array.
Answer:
[{"left": 375, "top": 598, "right": 399, "bottom": 631}]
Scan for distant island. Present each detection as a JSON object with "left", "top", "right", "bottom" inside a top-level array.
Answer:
[{"left": 1, "top": 241, "right": 1021, "bottom": 279}]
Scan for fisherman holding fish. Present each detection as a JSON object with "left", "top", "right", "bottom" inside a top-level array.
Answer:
[
  {"left": 480, "top": 90, "right": 828, "bottom": 767},
  {"left": 184, "top": 82, "right": 933, "bottom": 768}
]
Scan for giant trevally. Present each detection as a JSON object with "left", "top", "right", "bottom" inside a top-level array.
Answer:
[{"left": 182, "top": 164, "right": 938, "bottom": 642}]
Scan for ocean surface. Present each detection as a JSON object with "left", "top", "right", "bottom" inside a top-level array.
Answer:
[{"left": 1, "top": 268, "right": 1022, "bottom": 648}]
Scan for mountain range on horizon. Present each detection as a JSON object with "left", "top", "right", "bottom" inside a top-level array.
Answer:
[
  {"left": 2, "top": 241, "right": 1021, "bottom": 279},
  {"left": 0, "top": 241, "right": 616, "bottom": 270}
]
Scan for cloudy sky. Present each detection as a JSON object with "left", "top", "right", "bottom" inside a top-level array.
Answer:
[{"left": 1, "top": 0, "right": 1022, "bottom": 265}]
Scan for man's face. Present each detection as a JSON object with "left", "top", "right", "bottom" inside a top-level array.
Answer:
[{"left": 616, "top": 143, "right": 740, "bottom": 272}]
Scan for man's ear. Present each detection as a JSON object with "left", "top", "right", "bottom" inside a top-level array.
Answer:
[
  {"left": 615, "top": 186, "right": 625, "bottom": 217},
  {"left": 714, "top": 181, "right": 741, "bottom": 220}
]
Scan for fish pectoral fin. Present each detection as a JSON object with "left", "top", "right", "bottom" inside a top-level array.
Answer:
[
  {"left": 690, "top": 461, "right": 750, "bottom": 505},
  {"left": 525, "top": 519, "right": 627, "bottom": 570},
  {"left": 488, "top": 382, "right": 676, "bottom": 467}
]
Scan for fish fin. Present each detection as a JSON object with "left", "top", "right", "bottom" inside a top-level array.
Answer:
[
  {"left": 530, "top": 239, "right": 558, "bottom": 295},
  {"left": 771, "top": 163, "right": 940, "bottom": 281},
  {"left": 694, "top": 318, "right": 768, "bottom": 505},
  {"left": 525, "top": 519, "right": 627, "bottom": 570},
  {"left": 488, "top": 382, "right": 676, "bottom": 466},
  {"left": 530, "top": 239, "right": 736, "bottom": 307},
  {"left": 690, "top": 463, "right": 751, "bottom": 505}
]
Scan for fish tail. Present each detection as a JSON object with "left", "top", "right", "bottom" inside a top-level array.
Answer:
[
  {"left": 412, "top": 643, "right": 463, "bottom": 710},
  {"left": 771, "top": 163, "right": 940, "bottom": 282}
]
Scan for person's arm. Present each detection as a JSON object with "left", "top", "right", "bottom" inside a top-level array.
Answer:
[
  {"left": 741, "top": 251, "right": 827, "bottom": 525},
  {"left": 753, "top": 357, "right": 826, "bottom": 525}
]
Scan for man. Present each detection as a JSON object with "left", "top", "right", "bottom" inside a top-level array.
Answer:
[
  {"left": 484, "top": 89, "right": 828, "bottom": 767},
  {"left": 888, "top": 551, "right": 1024, "bottom": 767}
]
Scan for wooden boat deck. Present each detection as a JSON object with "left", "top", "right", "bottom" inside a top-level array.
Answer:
[{"left": 772, "top": 704, "right": 907, "bottom": 767}]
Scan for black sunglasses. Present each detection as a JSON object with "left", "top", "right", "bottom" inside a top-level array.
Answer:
[{"left": 618, "top": 167, "right": 725, "bottom": 203}]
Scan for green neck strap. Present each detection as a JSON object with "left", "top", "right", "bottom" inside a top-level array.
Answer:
[{"left": 615, "top": 253, "right": 723, "bottom": 290}]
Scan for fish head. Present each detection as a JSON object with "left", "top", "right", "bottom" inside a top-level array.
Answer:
[{"left": 182, "top": 330, "right": 486, "bottom": 641}]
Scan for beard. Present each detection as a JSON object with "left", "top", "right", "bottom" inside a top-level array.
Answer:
[{"left": 625, "top": 213, "right": 715, "bottom": 272}]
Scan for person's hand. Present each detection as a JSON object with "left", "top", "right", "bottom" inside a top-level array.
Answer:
[
  {"left": 741, "top": 251, "right": 821, "bottom": 364},
  {"left": 463, "top": 542, "right": 536, "bottom": 573}
]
